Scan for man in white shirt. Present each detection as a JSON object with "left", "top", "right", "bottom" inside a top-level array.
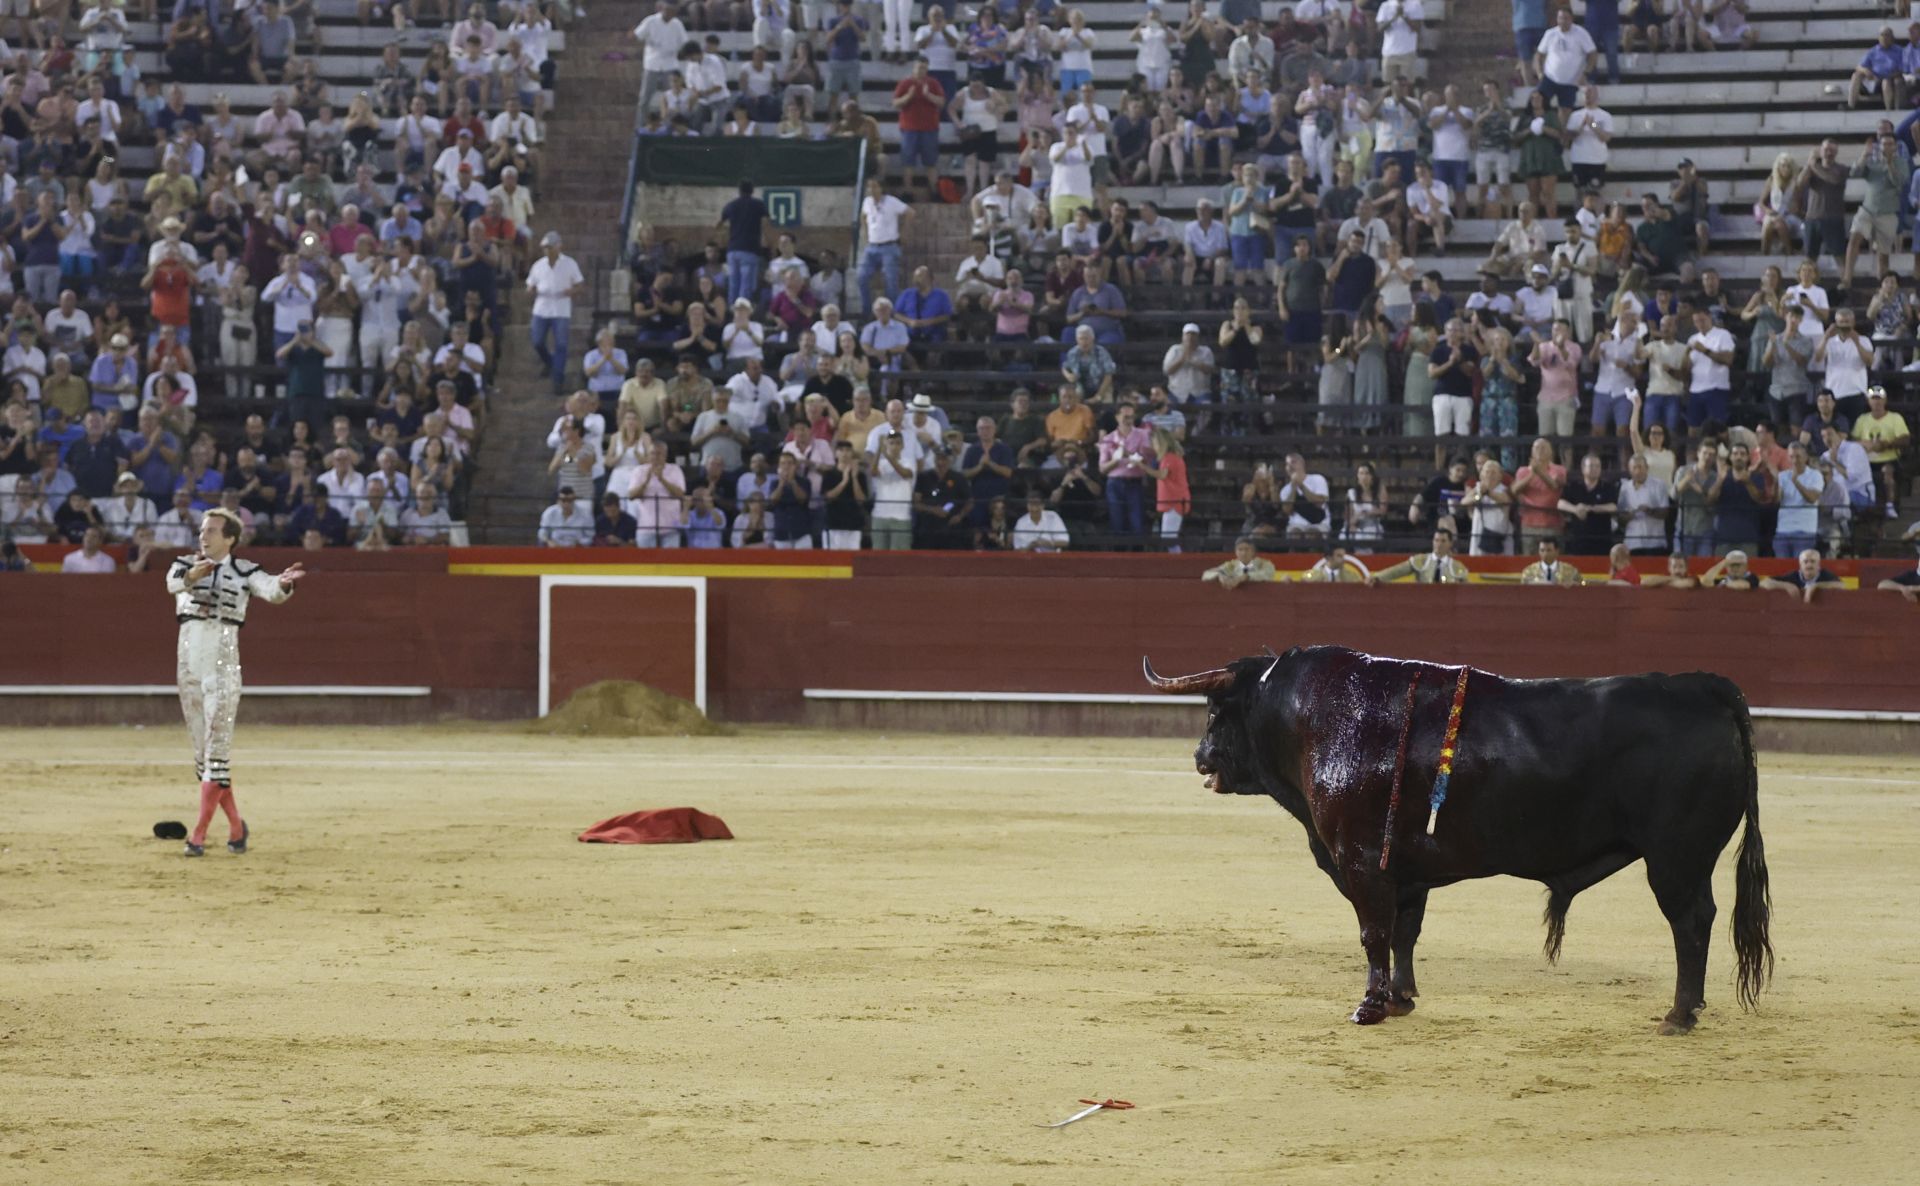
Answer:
[
  {"left": 1683, "top": 308, "right": 1736, "bottom": 431},
  {"left": 1514, "top": 264, "right": 1557, "bottom": 344},
  {"left": 1013, "top": 491, "right": 1071, "bottom": 552},
  {"left": 1784, "top": 259, "right": 1830, "bottom": 328},
  {"left": 1406, "top": 160, "right": 1453, "bottom": 254},
  {"left": 1162, "top": 322, "right": 1216, "bottom": 403},
  {"left": 490, "top": 166, "right": 535, "bottom": 230},
  {"left": 855, "top": 176, "right": 911, "bottom": 315},
  {"left": 1183, "top": 200, "right": 1230, "bottom": 286},
  {"left": 1425, "top": 83, "right": 1472, "bottom": 202},
  {"left": 1534, "top": 6, "right": 1596, "bottom": 109},
  {"left": 75, "top": 77, "right": 122, "bottom": 145},
  {"left": 1064, "top": 83, "right": 1113, "bottom": 196},
  {"left": 1376, "top": 0, "right": 1424, "bottom": 82},
  {"left": 1817, "top": 307, "right": 1875, "bottom": 420},
  {"left": 538, "top": 486, "right": 594, "bottom": 546},
  {"left": 633, "top": 3, "right": 690, "bottom": 119},
  {"left": 61, "top": 526, "right": 117, "bottom": 572},
  {"left": 525, "top": 231, "right": 584, "bottom": 395},
  {"left": 432, "top": 128, "right": 486, "bottom": 192},
  {"left": 393, "top": 97, "right": 444, "bottom": 172},
  {"left": 1564, "top": 85, "right": 1613, "bottom": 192},
  {"left": 100, "top": 471, "right": 157, "bottom": 541},
  {"left": 317, "top": 448, "right": 368, "bottom": 516},
  {"left": 724, "top": 357, "right": 781, "bottom": 430},
  {"left": 42, "top": 289, "right": 94, "bottom": 363}
]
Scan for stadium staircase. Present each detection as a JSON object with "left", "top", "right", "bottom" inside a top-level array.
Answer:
[{"left": 467, "top": 6, "right": 643, "bottom": 541}]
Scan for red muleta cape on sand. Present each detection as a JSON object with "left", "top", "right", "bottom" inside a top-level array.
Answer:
[{"left": 578, "top": 808, "right": 734, "bottom": 844}]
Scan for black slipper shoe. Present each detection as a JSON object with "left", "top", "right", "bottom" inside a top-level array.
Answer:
[
  {"left": 227, "top": 821, "right": 249, "bottom": 855},
  {"left": 183, "top": 842, "right": 204, "bottom": 857},
  {"left": 154, "top": 821, "right": 188, "bottom": 840}
]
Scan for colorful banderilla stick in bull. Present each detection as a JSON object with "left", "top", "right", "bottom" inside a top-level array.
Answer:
[{"left": 1426, "top": 667, "right": 1472, "bottom": 836}]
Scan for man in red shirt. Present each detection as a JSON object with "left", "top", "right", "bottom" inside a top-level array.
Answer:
[
  {"left": 891, "top": 59, "right": 945, "bottom": 197},
  {"left": 143, "top": 250, "right": 196, "bottom": 345}
]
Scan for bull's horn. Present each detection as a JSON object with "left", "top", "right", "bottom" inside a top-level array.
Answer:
[{"left": 1142, "top": 656, "right": 1236, "bottom": 694}]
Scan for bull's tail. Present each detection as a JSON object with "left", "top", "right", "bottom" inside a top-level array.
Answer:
[
  {"left": 1729, "top": 692, "right": 1775, "bottom": 1011},
  {"left": 1542, "top": 888, "right": 1572, "bottom": 964}
]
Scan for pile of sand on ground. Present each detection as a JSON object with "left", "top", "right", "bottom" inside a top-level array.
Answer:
[{"left": 524, "top": 680, "right": 732, "bottom": 738}]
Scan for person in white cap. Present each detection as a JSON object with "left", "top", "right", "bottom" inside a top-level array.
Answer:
[
  {"left": 101, "top": 471, "right": 158, "bottom": 541},
  {"left": 525, "top": 231, "right": 584, "bottom": 395},
  {"left": 165, "top": 507, "right": 304, "bottom": 856},
  {"left": 1163, "top": 322, "right": 1216, "bottom": 404}
]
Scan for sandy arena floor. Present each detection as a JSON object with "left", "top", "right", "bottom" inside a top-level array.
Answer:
[{"left": 1, "top": 726, "right": 1917, "bottom": 1185}]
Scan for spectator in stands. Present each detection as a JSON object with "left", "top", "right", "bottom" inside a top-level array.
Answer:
[
  {"left": 1065, "top": 263, "right": 1126, "bottom": 346},
  {"left": 1705, "top": 441, "right": 1771, "bottom": 556},
  {"left": 1366, "top": 526, "right": 1471, "bottom": 585},
  {"left": 1520, "top": 536, "right": 1582, "bottom": 586},
  {"left": 1515, "top": 91, "right": 1564, "bottom": 220},
  {"left": 1760, "top": 548, "right": 1844, "bottom": 603},
  {"left": 1530, "top": 317, "right": 1582, "bottom": 439},
  {"left": 1818, "top": 308, "right": 1875, "bottom": 423},
  {"left": 1203, "top": 536, "right": 1277, "bottom": 587},
  {"left": 1405, "top": 161, "right": 1453, "bottom": 256},
  {"left": 893, "top": 58, "right": 946, "bottom": 198},
  {"left": 1278, "top": 452, "right": 1331, "bottom": 541},
  {"left": 857, "top": 178, "right": 911, "bottom": 316},
  {"left": 1844, "top": 134, "right": 1910, "bottom": 288},
  {"left": 715, "top": 182, "right": 770, "bottom": 310},
  {"left": 1850, "top": 26, "right": 1906, "bottom": 111},
  {"left": 1098, "top": 403, "right": 1151, "bottom": 543},
  {"left": 1557, "top": 453, "right": 1620, "bottom": 557},
  {"left": 895, "top": 266, "right": 954, "bottom": 356},
  {"left": 634, "top": 3, "right": 691, "bottom": 117},
  {"left": 1427, "top": 318, "right": 1477, "bottom": 470},
  {"left": 1564, "top": 86, "right": 1613, "bottom": 195},
  {"left": 1856, "top": 387, "right": 1911, "bottom": 518},
  {"left": 1822, "top": 423, "right": 1876, "bottom": 516},
  {"left": 1460, "top": 459, "right": 1513, "bottom": 556},
  {"left": 1535, "top": 6, "right": 1596, "bottom": 110},
  {"left": 868, "top": 431, "right": 916, "bottom": 549},
  {"left": 1183, "top": 200, "right": 1230, "bottom": 287},
  {"left": 1060, "top": 327, "right": 1116, "bottom": 404},
  {"left": 1160, "top": 323, "right": 1216, "bottom": 408},
  {"left": 1798, "top": 139, "right": 1850, "bottom": 272},
  {"left": 1512, "top": 437, "right": 1568, "bottom": 553},
  {"left": 538, "top": 485, "right": 592, "bottom": 547},
  {"left": 1772, "top": 441, "right": 1826, "bottom": 558}
]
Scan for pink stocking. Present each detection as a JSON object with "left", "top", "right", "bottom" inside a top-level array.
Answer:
[
  {"left": 189, "top": 781, "right": 221, "bottom": 846},
  {"left": 217, "top": 787, "right": 242, "bottom": 838}
]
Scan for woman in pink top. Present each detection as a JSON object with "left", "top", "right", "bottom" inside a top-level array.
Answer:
[
  {"left": 1141, "top": 426, "right": 1190, "bottom": 552},
  {"left": 1528, "top": 318, "right": 1583, "bottom": 438},
  {"left": 1098, "top": 402, "right": 1153, "bottom": 543},
  {"left": 1510, "top": 435, "right": 1568, "bottom": 554}
]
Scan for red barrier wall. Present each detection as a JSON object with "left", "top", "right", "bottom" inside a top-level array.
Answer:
[{"left": 2, "top": 549, "right": 1915, "bottom": 724}]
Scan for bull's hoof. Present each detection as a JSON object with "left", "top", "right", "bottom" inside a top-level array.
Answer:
[
  {"left": 1385, "top": 993, "right": 1417, "bottom": 1017},
  {"left": 1657, "top": 1007, "right": 1701, "bottom": 1036},
  {"left": 1349, "top": 995, "right": 1391, "bottom": 1025}
]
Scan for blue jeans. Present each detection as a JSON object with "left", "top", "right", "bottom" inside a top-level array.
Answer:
[
  {"left": 1772, "top": 533, "right": 1817, "bottom": 559},
  {"left": 530, "top": 314, "right": 570, "bottom": 391},
  {"left": 725, "top": 250, "right": 761, "bottom": 308},
  {"left": 1105, "top": 476, "right": 1145, "bottom": 539},
  {"left": 857, "top": 243, "right": 902, "bottom": 313},
  {"left": 1588, "top": 23, "right": 1621, "bottom": 84},
  {"left": 1643, "top": 393, "right": 1683, "bottom": 438}
]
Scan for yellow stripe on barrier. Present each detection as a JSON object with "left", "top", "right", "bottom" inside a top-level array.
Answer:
[{"left": 449, "top": 563, "right": 853, "bottom": 580}]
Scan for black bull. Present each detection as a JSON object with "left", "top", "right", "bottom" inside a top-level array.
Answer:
[{"left": 1144, "top": 646, "right": 1773, "bottom": 1033}]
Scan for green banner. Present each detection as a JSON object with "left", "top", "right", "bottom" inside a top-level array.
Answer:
[{"left": 633, "top": 137, "right": 863, "bottom": 187}]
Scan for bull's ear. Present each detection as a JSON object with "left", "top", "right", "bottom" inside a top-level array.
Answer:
[{"left": 1142, "top": 656, "right": 1236, "bottom": 695}]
